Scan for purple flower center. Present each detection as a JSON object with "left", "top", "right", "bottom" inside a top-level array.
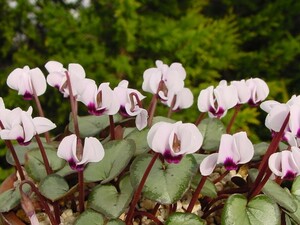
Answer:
[
  {"left": 163, "top": 149, "right": 183, "bottom": 164},
  {"left": 224, "top": 157, "right": 238, "bottom": 171},
  {"left": 23, "top": 91, "right": 33, "bottom": 100},
  {"left": 283, "top": 170, "right": 296, "bottom": 180},
  {"left": 119, "top": 106, "right": 129, "bottom": 117},
  {"left": 248, "top": 99, "right": 260, "bottom": 107},
  {"left": 17, "top": 136, "right": 31, "bottom": 146},
  {"left": 87, "top": 103, "right": 106, "bottom": 116},
  {"left": 209, "top": 106, "right": 225, "bottom": 118},
  {"left": 68, "top": 158, "right": 85, "bottom": 171}
]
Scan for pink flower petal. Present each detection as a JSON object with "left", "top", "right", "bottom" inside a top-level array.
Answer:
[
  {"left": 135, "top": 109, "right": 148, "bottom": 131},
  {"left": 79, "top": 137, "right": 105, "bottom": 165},
  {"left": 200, "top": 153, "right": 219, "bottom": 176},
  {"left": 57, "top": 134, "right": 77, "bottom": 162},
  {"left": 32, "top": 117, "right": 56, "bottom": 134}
]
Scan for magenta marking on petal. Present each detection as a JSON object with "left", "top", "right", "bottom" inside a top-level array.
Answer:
[
  {"left": 163, "top": 149, "right": 183, "bottom": 164},
  {"left": 296, "top": 129, "right": 300, "bottom": 139},
  {"left": 224, "top": 157, "right": 238, "bottom": 171},
  {"left": 17, "top": 137, "right": 31, "bottom": 146},
  {"left": 119, "top": 106, "right": 129, "bottom": 117},
  {"left": 283, "top": 170, "right": 296, "bottom": 180},
  {"left": 209, "top": 106, "right": 225, "bottom": 118},
  {"left": 68, "top": 159, "right": 85, "bottom": 171},
  {"left": 248, "top": 99, "right": 260, "bottom": 107},
  {"left": 87, "top": 103, "right": 106, "bottom": 116},
  {"left": 23, "top": 91, "right": 33, "bottom": 100}
]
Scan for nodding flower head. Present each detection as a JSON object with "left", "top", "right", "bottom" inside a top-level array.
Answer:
[
  {"left": 197, "top": 80, "right": 238, "bottom": 119},
  {"left": 268, "top": 147, "right": 300, "bottom": 180},
  {"left": 200, "top": 132, "right": 254, "bottom": 176},
  {"left": 7, "top": 65, "right": 47, "bottom": 100},
  {"left": 57, "top": 134, "right": 105, "bottom": 171},
  {"left": 147, "top": 121, "right": 203, "bottom": 164}
]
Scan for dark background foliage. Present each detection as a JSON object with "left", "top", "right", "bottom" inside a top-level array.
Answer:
[{"left": 0, "top": 0, "right": 300, "bottom": 181}]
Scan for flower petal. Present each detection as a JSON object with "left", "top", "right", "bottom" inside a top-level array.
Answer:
[
  {"left": 32, "top": 117, "right": 56, "bottom": 134},
  {"left": 68, "top": 63, "right": 86, "bottom": 79},
  {"left": 268, "top": 152, "right": 283, "bottom": 177},
  {"left": 30, "top": 68, "right": 47, "bottom": 96},
  {"left": 232, "top": 132, "right": 254, "bottom": 164},
  {"left": 135, "top": 109, "right": 148, "bottom": 131},
  {"left": 45, "top": 61, "right": 64, "bottom": 73},
  {"left": 197, "top": 86, "right": 213, "bottom": 112},
  {"left": 265, "top": 104, "right": 289, "bottom": 132},
  {"left": 57, "top": 134, "right": 77, "bottom": 162},
  {"left": 200, "top": 153, "right": 219, "bottom": 176},
  {"left": 79, "top": 137, "right": 105, "bottom": 165}
]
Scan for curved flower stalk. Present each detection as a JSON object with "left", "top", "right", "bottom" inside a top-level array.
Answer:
[
  {"left": 200, "top": 132, "right": 254, "bottom": 176},
  {"left": 147, "top": 121, "right": 203, "bottom": 163},
  {"left": 57, "top": 134, "right": 105, "bottom": 171},
  {"left": 245, "top": 78, "right": 269, "bottom": 106},
  {"left": 197, "top": 80, "right": 238, "bottom": 118},
  {"left": 142, "top": 60, "right": 186, "bottom": 101},
  {"left": 77, "top": 81, "right": 120, "bottom": 116},
  {"left": 0, "top": 106, "right": 56, "bottom": 145},
  {"left": 7, "top": 66, "right": 47, "bottom": 100},
  {"left": 114, "top": 80, "right": 148, "bottom": 130},
  {"left": 268, "top": 147, "right": 300, "bottom": 180},
  {"left": 45, "top": 60, "right": 93, "bottom": 98}
]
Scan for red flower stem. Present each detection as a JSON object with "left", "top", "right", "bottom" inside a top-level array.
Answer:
[
  {"left": 186, "top": 176, "right": 207, "bottom": 213},
  {"left": 202, "top": 204, "right": 224, "bottom": 219},
  {"left": 65, "top": 71, "right": 80, "bottom": 138},
  {"left": 32, "top": 86, "right": 51, "bottom": 143},
  {"left": 195, "top": 112, "right": 206, "bottom": 126},
  {"left": 125, "top": 153, "right": 159, "bottom": 225},
  {"left": 248, "top": 168, "right": 272, "bottom": 199},
  {"left": 203, "top": 194, "right": 229, "bottom": 212},
  {"left": 248, "top": 113, "right": 290, "bottom": 199},
  {"left": 109, "top": 115, "right": 115, "bottom": 140},
  {"left": 151, "top": 203, "right": 160, "bottom": 215},
  {"left": 0, "top": 121, "right": 25, "bottom": 180},
  {"left": 213, "top": 170, "right": 229, "bottom": 184},
  {"left": 226, "top": 104, "right": 241, "bottom": 134},
  {"left": 167, "top": 95, "right": 177, "bottom": 118},
  {"left": 35, "top": 134, "right": 52, "bottom": 174},
  {"left": 133, "top": 211, "right": 163, "bottom": 225},
  {"left": 147, "top": 95, "right": 158, "bottom": 127},
  {"left": 78, "top": 170, "right": 85, "bottom": 213},
  {"left": 20, "top": 180, "right": 58, "bottom": 225}
]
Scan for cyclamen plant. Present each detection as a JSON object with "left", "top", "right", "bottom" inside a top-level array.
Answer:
[{"left": 0, "top": 60, "right": 300, "bottom": 225}]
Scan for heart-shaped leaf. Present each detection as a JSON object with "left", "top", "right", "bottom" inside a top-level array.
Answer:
[
  {"left": 0, "top": 184, "right": 30, "bottom": 213},
  {"left": 165, "top": 212, "right": 205, "bottom": 225},
  {"left": 88, "top": 174, "right": 133, "bottom": 219},
  {"left": 249, "top": 168, "right": 297, "bottom": 212},
  {"left": 39, "top": 174, "right": 69, "bottom": 201},
  {"left": 84, "top": 140, "right": 135, "bottom": 183},
  {"left": 252, "top": 142, "right": 268, "bottom": 161},
  {"left": 123, "top": 128, "right": 150, "bottom": 155},
  {"left": 6, "top": 139, "right": 57, "bottom": 166},
  {"left": 69, "top": 114, "right": 122, "bottom": 138},
  {"left": 130, "top": 154, "right": 197, "bottom": 204},
  {"left": 222, "top": 194, "right": 280, "bottom": 225},
  {"left": 292, "top": 176, "right": 300, "bottom": 196},
  {"left": 284, "top": 195, "right": 300, "bottom": 224},
  {"left": 24, "top": 148, "right": 66, "bottom": 181},
  {"left": 197, "top": 118, "right": 225, "bottom": 151},
  {"left": 74, "top": 209, "right": 105, "bottom": 225}
]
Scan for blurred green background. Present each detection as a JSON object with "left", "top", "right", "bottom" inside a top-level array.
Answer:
[{"left": 0, "top": 0, "right": 300, "bottom": 182}]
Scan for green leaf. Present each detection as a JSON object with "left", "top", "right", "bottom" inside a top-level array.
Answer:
[
  {"left": 74, "top": 209, "right": 105, "bottom": 225},
  {"left": 124, "top": 128, "right": 150, "bottom": 155},
  {"left": 6, "top": 140, "right": 57, "bottom": 166},
  {"left": 24, "top": 148, "right": 66, "bottom": 182},
  {"left": 0, "top": 184, "right": 30, "bottom": 213},
  {"left": 69, "top": 114, "right": 122, "bottom": 138},
  {"left": 197, "top": 118, "right": 225, "bottom": 151},
  {"left": 222, "top": 194, "right": 280, "bottom": 225},
  {"left": 252, "top": 142, "right": 268, "bottom": 161},
  {"left": 84, "top": 140, "right": 135, "bottom": 183},
  {"left": 191, "top": 174, "right": 217, "bottom": 198},
  {"left": 152, "top": 116, "right": 176, "bottom": 124},
  {"left": 165, "top": 212, "right": 205, "bottom": 225},
  {"left": 292, "top": 176, "right": 300, "bottom": 196},
  {"left": 130, "top": 154, "right": 197, "bottom": 204},
  {"left": 74, "top": 210, "right": 126, "bottom": 225},
  {"left": 88, "top": 174, "right": 133, "bottom": 219},
  {"left": 249, "top": 168, "right": 297, "bottom": 213},
  {"left": 285, "top": 196, "right": 300, "bottom": 224},
  {"left": 39, "top": 174, "right": 69, "bottom": 201}
]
